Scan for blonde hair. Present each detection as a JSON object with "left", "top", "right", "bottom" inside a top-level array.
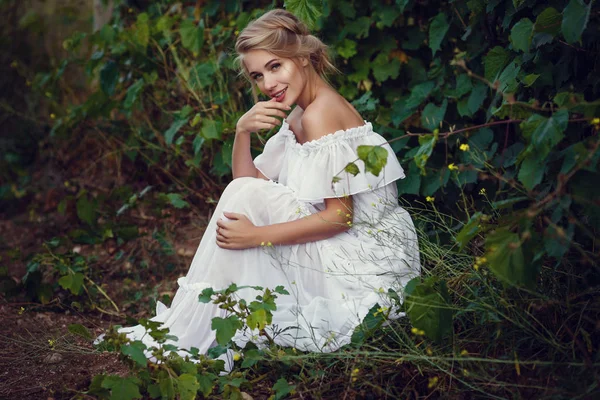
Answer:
[{"left": 234, "top": 9, "right": 338, "bottom": 79}]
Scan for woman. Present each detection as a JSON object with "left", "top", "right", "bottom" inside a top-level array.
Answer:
[{"left": 120, "top": 8, "right": 420, "bottom": 358}]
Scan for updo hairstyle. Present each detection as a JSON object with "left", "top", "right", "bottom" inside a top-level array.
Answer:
[{"left": 234, "top": 9, "right": 338, "bottom": 79}]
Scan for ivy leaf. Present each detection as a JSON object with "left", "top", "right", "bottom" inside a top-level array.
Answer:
[
  {"left": 246, "top": 308, "right": 268, "bottom": 330},
  {"left": 164, "top": 118, "right": 189, "bottom": 145},
  {"left": 58, "top": 272, "right": 84, "bottom": 295},
  {"left": 404, "top": 276, "right": 453, "bottom": 342},
  {"left": 284, "top": 0, "right": 322, "bottom": 29},
  {"left": 486, "top": 227, "right": 537, "bottom": 287},
  {"left": 357, "top": 145, "right": 388, "bottom": 176},
  {"left": 120, "top": 341, "right": 148, "bottom": 368},
  {"left": 180, "top": 19, "right": 204, "bottom": 54},
  {"left": 197, "top": 373, "right": 217, "bottom": 397},
  {"left": 68, "top": 323, "right": 92, "bottom": 340},
  {"left": 211, "top": 315, "right": 243, "bottom": 345},
  {"left": 518, "top": 152, "right": 546, "bottom": 190},
  {"left": 510, "top": 18, "right": 533, "bottom": 53},
  {"left": 534, "top": 7, "right": 561, "bottom": 36},
  {"left": 123, "top": 79, "right": 144, "bottom": 109},
  {"left": 99, "top": 60, "right": 118, "bottom": 96},
  {"left": 101, "top": 376, "right": 142, "bottom": 400},
  {"left": 272, "top": 378, "right": 296, "bottom": 400},
  {"left": 405, "top": 81, "right": 436, "bottom": 109},
  {"left": 198, "top": 287, "right": 214, "bottom": 303},
  {"left": 201, "top": 119, "right": 223, "bottom": 140},
  {"left": 344, "top": 162, "right": 360, "bottom": 176},
  {"left": 373, "top": 53, "right": 401, "bottom": 82},
  {"left": 456, "top": 212, "right": 483, "bottom": 251},
  {"left": 76, "top": 194, "right": 96, "bottom": 226},
  {"left": 562, "top": 0, "right": 591, "bottom": 44},
  {"left": 420, "top": 99, "right": 447, "bottom": 131},
  {"left": 336, "top": 38, "right": 357, "bottom": 59},
  {"left": 189, "top": 63, "right": 215, "bottom": 89},
  {"left": 429, "top": 13, "right": 449, "bottom": 56},
  {"left": 177, "top": 374, "right": 200, "bottom": 400},
  {"left": 274, "top": 285, "right": 290, "bottom": 295},
  {"left": 484, "top": 46, "right": 510, "bottom": 82},
  {"left": 133, "top": 13, "right": 150, "bottom": 49},
  {"left": 165, "top": 193, "right": 189, "bottom": 209}
]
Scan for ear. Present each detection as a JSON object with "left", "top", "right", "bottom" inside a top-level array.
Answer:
[{"left": 299, "top": 56, "right": 309, "bottom": 67}]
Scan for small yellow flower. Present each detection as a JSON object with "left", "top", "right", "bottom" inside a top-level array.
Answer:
[
  {"left": 460, "top": 349, "right": 469, "bottom": 356},
  {"left": 463, "top": 369, "right": 470, "bottom": 376},
  {"left": 479, "top": 188, "right": 487, "bottom": 195},
  {"left": 367, "top": 229, "right": 372, "bottom": 234},
  {"left": 377, "top": 287, "right": 385, "bottom": 293},
  {"left": 371, "top": 202, "right": 376, "bottom": 207},
  {"left": 346, "top": 221, "right": 353, "bottom": 227},
  {"left": 428, "top": 376, "right": 439, "bottom": 389},
  {"left": 459, "top": 143, "right": 470, "bottom": 151},
  {"left": 267, "top": 241, "right": 273, "bottom": 247},
  {"left": 260, "top": 241, "right": 265, "bottom": 246},
  {"left": 234, "top": 30, "right": 240, "bottom": 35},
  {"left": 351, "top": 367, "right": 360, "bottom": 382},
  {"left": 591, "top": 117, "right": 600, "bottom": 125},
  {"left": 45, "top": 91, "right": 52, "bottom": 98},
  {"left": 336, "top": 209, "right": 342, "bottom": 215},
  {"left": 474, "top": 263, "right": 480, "bottom": 271},
  {"left": 345, "top": 213, "right": 351, "bottom": 218},
  {"left": 10, "top": 60, "right": 17, "bottom": 68},
  {"left": 426, "top": 347, "right": 433, "bottom": 356},
  {"left": 448, "top": 163, "right": 458, "bottom": 171},
  {"left": 426, "top": 196, "right": 434, "bottom": 203},
  {"left": 50, "top": 113, "right": 56, "bottom": 120},
  {"left": 411, "top": 327, "right": 419, "bottom": 334},
  {"left": 212, "top": 104, "right": 219, "bottom": 109},
  {"left": 18, "top": 307, "right": 25, "bottom": 315},
  {"left": 232, "top": 352, "right": 241, "bottom": 361},
  {"left": 128, "top": 8, "right": 133, "bottom": 13},
  {"left": 48, "top": 339, "right": 56, "bottom": 348}
]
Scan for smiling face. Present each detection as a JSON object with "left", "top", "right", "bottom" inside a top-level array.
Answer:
[{"left": 242, "top": 49, "right": 310, "bottom": 108}]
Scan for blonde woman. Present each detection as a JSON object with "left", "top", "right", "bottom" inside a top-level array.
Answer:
[{"left": 120, "top": 9, "right": 419, "bottom": 360}]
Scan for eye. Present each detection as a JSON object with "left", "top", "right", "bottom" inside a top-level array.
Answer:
[
  {"left": 271, "top": 63, "right": 281, "bottom": 71},
  {"left": 252, "top": 73, "right": 263, "bottom": 82}
]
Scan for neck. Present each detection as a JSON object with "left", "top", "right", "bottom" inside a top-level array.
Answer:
[{"left": 296, "top": 68, "right": 327, "bottom": 110}]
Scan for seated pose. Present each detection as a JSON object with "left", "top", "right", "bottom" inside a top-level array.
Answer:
[{"left": 120, "top": 9, "right": 420, "bottom": 357}]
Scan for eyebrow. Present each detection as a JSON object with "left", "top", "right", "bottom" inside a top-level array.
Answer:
[{"left": 249, "top": 59, "right": 279, "bottom": 76}]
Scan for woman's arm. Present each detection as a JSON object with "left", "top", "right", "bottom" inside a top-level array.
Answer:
[
  {"left": 216, "top": 196, "right": 353, "bottom": 249},
  {"left": 231, "top": 129, "right": 259, "bottom": 179}
]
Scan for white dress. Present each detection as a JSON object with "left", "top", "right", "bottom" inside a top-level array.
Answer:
[{"left": 120, "top": 119, "right": 420, "bottom": 355}]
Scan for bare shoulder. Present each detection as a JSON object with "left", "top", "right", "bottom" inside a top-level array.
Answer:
[{"left": 301, "top": 91, "right": 365, "bottom": 141}]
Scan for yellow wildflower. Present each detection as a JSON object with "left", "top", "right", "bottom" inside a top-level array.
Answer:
[
  {"left": 351, "top": 367, "right": 360, "bottom": 382},
  {"left": 426, "top": 196, "right": 434, "bottom": 203},
  {"left": 267, "top": 241, "right": 273, "bottom": 247},
  {"left": 411, "top": 327, "right": 419, "bottom": 334},
  {"left": 50, "top": 113, "right": 56, "bottom": 120},
  {"left": 459, "top": 143, "right": 470, "bottom": 151},
  {"left": 260, "top": 241, "right": 265, "bottom": 246},
  {"left": 233, "top": 352, "right": 241, "bottom": 361},
  {"left": 48, "top": 339, "right": 56, "bottom": 348},
  {"left": 448, "top": 163, "right": 458, "bottom": 171},
  {"left": 460, "top": 349, "right": 469, "bottom": 356},
  {"left": 428, "top": 376, "right": 439, "bottom": 389},
  {"left": 18, "top": 307, "right": 25, "bottom": 315},
  {"left": 591, "top": 118, "right": 600, "bottom": 125},
  {"left": 479, "top": 188, "right": 487, "bottom": 195},
  {"left": 426, "top": 347, "right": 433, "bottom": 356}
]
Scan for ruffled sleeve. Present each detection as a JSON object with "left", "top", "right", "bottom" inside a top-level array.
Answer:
[
  {"left": 253, "top": 127, "right": 288, "bottom": 181},
  {"left": 278, "top": 121, "right": 405, "bottom": 203}
]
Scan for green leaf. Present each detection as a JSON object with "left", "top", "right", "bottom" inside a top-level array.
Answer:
[
  {"left": 486, "top": 227, "right": 537, "bottom": 287},
  {"left": 420, "top": 99, "right": 447, "bottom": 131},
  {"left": 134, "top": 13, "right": 150, "bottom": 49},
  {"left": 68, "top": 323, "right": 92, "bottom": 340},
  {"left": 177, "top": 374, "right": 200, "bottom": 400},
  {"left": 274, "top": 285, "right": 290, "bottom": 295},
  {"left": 158, "top": 370, "right": 175, "bottom": 399},
  {"left": 521, "top": 110, "right": 568, "bottom": 157},
  {"left": 120, "top": 341, "right": 148, "bottom": 368},
  {"left": 484, "top": 46, "right": 510, "bottom": 82},
  {"left": 197, "top": 373, "right": 216, "bottom": 397},
  {"left": 373, "top": 53, "right": 401, "bottom": 82},
  {"left": 448, "top": 74, "right": 472, "bottom": 98},
  {"left": 180, "top": 19, "right": 204, "bottom": 54},
  {"left": 522, "top": 73, "right": 540, "bottom": 87},
  {"left": 123, "top": 79, "right": 144, "bottom": 109},
  {"left": 510, "top": 18, "right": 533, "bottom": 53},
  {"left": 336, "top": 38, "right": 357, "bottom": 59},
  {"left": 562, "top": 0, "right": 591, "bottom": 44},
  {"left": 211, "top": 315, "right": 243, "bottom": 345},
  {"left": 518, "top": 152, "right": 546, "bottom": 190},
  {"left": 246, "top": 308, "right": 268, "bottom": 330},
  {"left": 405, "top": 277, "right": 453, "bottom": 342},
  {"left": 284, "top": 0, "right": 322, "bottom": 29},
  {"left": 357, "top": 145, "right": 388, "bottom": 176},
  {"left": 467, "top": 83, "right": 488, "bottom": 115},
  {"left": 344, "top": 162, "right": 360, "bottom": 176},
  {"left": 413, "top": 132, "right": 438, "bottom": 175},
  {"left": 534, "top": 7, "right": 561, "bottom": 36},
  {"left": 58, "top": 272, "right": 84, "bottom": 295},
  {"left": 201, "top": 119, "right": 223, "bottom": 140},
  {"left": 76, "top": 194, "right": 96, "bottom": 226},
  {"left": 198, "top": 287, "right": 214, "bottom": 303},
  {"left": 397, "top": 0, "right": 411, "bottom": 13},
  {"left": 100, "top": 60, "right": 118, "bottom": 96},
  {"left": 429, "top": 13, "right": 449, "bottom": 56},
  {"left": 497, "top": 61, "right": 521, "bottom": 93},
  {"left": 165, "top": 193, "right": 189, "bottom": 209},
  {"left": 456, "top": 212, "right": 483, "bottom": 251},
  {"left": 164, "top": 118, "right": 189, "bottom": 145},
  {"left": 272, "top": 378, "right": 296, "bottom": 400},
  {"left": 101, "top": 376, "right": 142, "bottom": 400},
  {"left": 405, "top": 81, "right": 436, "bottom": 109},
  {"left": 189, "top": 63, "right": 215, "bottom": 89}
]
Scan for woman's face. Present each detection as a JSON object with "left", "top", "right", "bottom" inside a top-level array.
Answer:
[{"left": 243, "top": 49, "right": 309, "bottom": 108}]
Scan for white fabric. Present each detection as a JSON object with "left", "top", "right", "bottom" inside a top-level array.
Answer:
[{"left": 118, "top": 120, "right": 420, "bottom": 355}]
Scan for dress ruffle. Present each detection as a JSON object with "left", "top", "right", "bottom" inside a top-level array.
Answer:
[{"left": 254, "top": 120, "right": 405, "bottom": 203}]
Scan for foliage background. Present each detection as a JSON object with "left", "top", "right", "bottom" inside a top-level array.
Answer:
[{"left": 1, "top": 0, "right": 599, "bottom": 398}]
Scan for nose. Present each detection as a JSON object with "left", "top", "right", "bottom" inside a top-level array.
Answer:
[{"left": 263, "top": 73, "right": 277, "bottom": 91}]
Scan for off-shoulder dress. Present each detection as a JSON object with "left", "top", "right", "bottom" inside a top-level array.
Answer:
[{"left": 119, "top": 119, "right": 420, "bottom": 355}]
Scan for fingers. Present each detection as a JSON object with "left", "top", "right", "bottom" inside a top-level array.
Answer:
[{"left": 223, "top": 212, "right": 242, "bottom": 220}]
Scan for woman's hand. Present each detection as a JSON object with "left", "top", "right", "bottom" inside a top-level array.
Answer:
[
  {"left": 236, "top": 97, "right": 291, "bottom": 135},
  {"left": 216, "top": 212, "right": 260, "bottom": 250}
]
